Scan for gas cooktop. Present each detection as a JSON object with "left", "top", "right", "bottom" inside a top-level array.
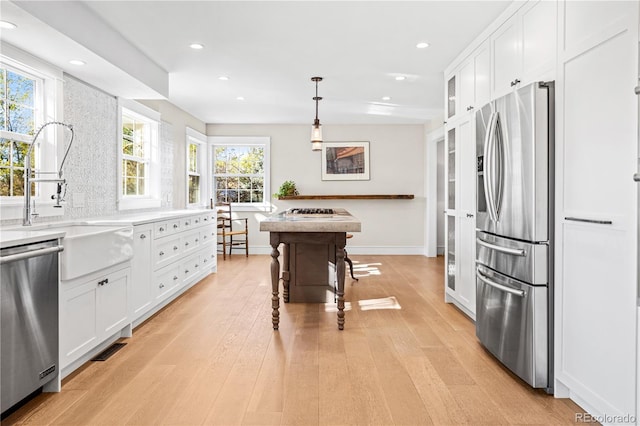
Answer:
[{"left": 287, "top": 208, "right": 335, "bottom": 215}]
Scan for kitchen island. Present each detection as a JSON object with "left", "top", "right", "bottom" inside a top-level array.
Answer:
[{"left": 259, "top": 208, "right": 361, "bottom": 330}]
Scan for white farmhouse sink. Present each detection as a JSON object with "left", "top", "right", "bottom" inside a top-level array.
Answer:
[{"left": 46, "top": 224, "right": 134, "bottom": 281}]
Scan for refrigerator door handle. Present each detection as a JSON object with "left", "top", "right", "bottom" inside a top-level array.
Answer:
[
  {"left": 476, "top": 268, "right": 526, "bottom": 297},
  {"left": 484, "top": 111, "right": 498, "bottom": 222},
  {"left": 476, "top": 237, "right": 526, "bottom": 256},
  {"left": 493, "top": 112, "right": 505, "bottom": 220}
]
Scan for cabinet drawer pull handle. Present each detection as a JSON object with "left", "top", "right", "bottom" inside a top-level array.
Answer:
[
  {"left": 174, "top": 224, "right": 179, "bottom": 229},
  {"left": 634, "top": 173, "right": 640, "bottom": 182},
  {"left": 185, "top": 269, "right": 189, "bottom": 274},
  {"left": 195, "top": 264, "right": 198, "bottom": 268},
  {"left": 635, "top": 86, "right": 640, "bottom": 95},
  {"left": 195, "top": 238, "right": 199, "bottom": 243},
  {"left": 564, "top": 216, "right": 613, "bottom": 225},
  {"left": 159, "top": 251, "right": 165, "bottom": 256},
  {"left": 203, "top": 235, "right": 207, "bottom": 240},
  {"left": 173, "top": 246, "right": 178, "bottom": 251},
  {"left": 466, "top": 106, "right": 474, "bottom": 111},
  {"left": 185, "top": 242, "right": 189, "bottom": 246},
  {"left": 466, "top": 213, "right": 474, "bottom": 218},
  {"left": 203, "top": 218, "right": 208, "bottom": 222},
  {"left": 195, "top": 219, "right": 200, "bottom": 223},
  {"left": 159, "top": 283, "right": 165, "bottom": 289},
  {"left": 204, "top": 259, "right": 208, "bottom": 263},
  {"left": 140, "top": 234, "right": 146, "bottom": 239},
  {"left": 159, "top": 227, "right": 165, "bottom": 232},
  {"left": 173, "top": 276, "right": 178, "bottom": 281},
  {"left": 185, "top": 222, "right": 189, "bottom": 226},
  {"left": 510, "top": 79, "right": 521, "bottom": 87}
]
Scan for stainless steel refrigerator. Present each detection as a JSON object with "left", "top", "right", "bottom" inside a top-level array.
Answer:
[{"left": 475, "top": 81, "right": 554, "bottom": 393}]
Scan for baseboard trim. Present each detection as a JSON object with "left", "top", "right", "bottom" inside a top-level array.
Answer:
[{"left": 249, "top": 245, "right": 426, "bottom": 255}]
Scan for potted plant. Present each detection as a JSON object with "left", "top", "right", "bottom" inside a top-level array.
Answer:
[{"left": 274, "top": 180, "right": 299, "bottom": 199}]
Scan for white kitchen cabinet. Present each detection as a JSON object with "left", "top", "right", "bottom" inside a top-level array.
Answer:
[
  {"left": 459, "top": 60, "right": 475, "bottom": 114},
  {"left": 131, "top": 225, "right": 152, "bottom": 318},
  {"left": 444, "top": 114, "right": 476, "bottom": 318},
  {"left": 61, "top": 265, "right": 130, "bottom": 369},
  {"left": 446, "top": 40, "right": 492, "bottom": 120},
  {"left": 474, "top": 41, "right": 491, "bottom": 108},
  {"left": 492, "top": 0, "right": 557, "bottom": 98},
  {"left": 555, "top": 0, "right": 638, "bottom": 418}
]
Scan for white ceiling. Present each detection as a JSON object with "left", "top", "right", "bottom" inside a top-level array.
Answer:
[{"left": 2, "top": 1, "right": 510, "bottom": 125}]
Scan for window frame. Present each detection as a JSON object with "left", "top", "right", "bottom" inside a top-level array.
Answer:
[
  {"left": 0, "top": 43, "right": 64, "bottom": 220},
  {"left": 117, "top": 98, "right": 161, "bottom": 211},
  {"left": 209, "top": 136, "right": 270, "bottom": 212},
  {"left": 185, "top": 127, "right": 208, "bottom": 208}
]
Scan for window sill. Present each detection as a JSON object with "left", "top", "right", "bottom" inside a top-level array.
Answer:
[{"left": 118, "top": 197, "right": 162, "bottom": 211}]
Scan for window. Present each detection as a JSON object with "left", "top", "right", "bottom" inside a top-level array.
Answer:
[
  {"left": 209, "top": 136, "right": 270, "bottom": 211},
  {"left": 118, "top": 99, "right": 161, "bottom": 210},
  {"left": 186, "top": 127, "right": 207, "bottom": 207},
  {"left": 0, "top": 66, "right": 37, "bottom": 197},
  {"left": 0, "top": 43, "right": 62, "bottom": 220}
]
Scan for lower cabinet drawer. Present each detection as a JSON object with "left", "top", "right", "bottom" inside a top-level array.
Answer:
[
  {"left": 154, "top": 236, "right": 181, "bottom": 268},
  {"left": 154, "top": 263, "right": 182, "bottom": 301},
  {"left": 182, "top": 253, "right": 201, "bottom": 283}
]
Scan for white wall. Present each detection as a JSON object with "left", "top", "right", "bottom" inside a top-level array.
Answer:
[
  {"left": 206, "top": 124, "right": 426, "bottom": 254},
  {"left": 138, "top": 100, "right": 207, "bottom": 209}
]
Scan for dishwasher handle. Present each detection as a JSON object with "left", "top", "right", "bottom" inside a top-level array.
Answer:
[{"left": 0, "top": 245, "right": 64, "bottom": 265}]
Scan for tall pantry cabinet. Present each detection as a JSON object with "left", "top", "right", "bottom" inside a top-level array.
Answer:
[
  {"left": 554, "top": 1, "right": 639, "bottom": 420},
  {"left": 443, "top": 41, "right": 490, "bottom": 319},
  {"left": 444, "top": 0, "right": 639, "bottom": 421}
]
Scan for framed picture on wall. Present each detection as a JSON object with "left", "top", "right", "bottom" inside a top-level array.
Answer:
[{"left": 321, "top": 141, "right": 370, "bottom": 181}]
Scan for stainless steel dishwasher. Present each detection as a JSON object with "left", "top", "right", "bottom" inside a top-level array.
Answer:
[{"left": 1, "top": 239, "right": 63, "bottom": 416}]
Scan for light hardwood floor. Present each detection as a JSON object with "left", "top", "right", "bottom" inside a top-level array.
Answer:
[{"left": 5, "top": 255, "right": 585, "bottom": 425}]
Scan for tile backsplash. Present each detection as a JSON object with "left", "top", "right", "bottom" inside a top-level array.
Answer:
[{"left": 0, "top": 74, "right": 174, "bottom": 226}]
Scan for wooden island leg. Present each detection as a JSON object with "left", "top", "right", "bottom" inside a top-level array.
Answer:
[
  {"left": 336, "top": 234, "right": 346, "bottom": 330},
  {"left": 270, "top": 236, "right": 281, "bottom": 330},
  {"left": 283, "top": 243, "right": 290, "bottom": 303}
]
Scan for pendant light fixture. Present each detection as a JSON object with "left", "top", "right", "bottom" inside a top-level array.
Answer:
[{"left": 311, "top": 76, "right": 323, "bottom": 151}]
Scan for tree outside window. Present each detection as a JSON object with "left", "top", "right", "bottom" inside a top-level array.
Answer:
[
  {"left": 122, "top": 113, "right": 148, "bottom": 197},
  {"left": 213, "top": 145, "right": 265, "bottom": 204},
  {"left": 0, "top": 67, "right": 37, "bottom": 197},
  {"left": 188, "top": 142, "right": 200, "bottom": 204}
]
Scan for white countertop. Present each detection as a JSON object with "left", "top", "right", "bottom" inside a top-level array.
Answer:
[
  {"left": 259, "top": 208, "right": 361, "bottom": 233},
  {"left": 0, "top": 209, "right": 215, "bottom": 249},
  {"left": 0, "top": 228, "right": 66, "bottom": 249},
  {"left": 83, "top": 209, "right": 213, "bottom": 226}
]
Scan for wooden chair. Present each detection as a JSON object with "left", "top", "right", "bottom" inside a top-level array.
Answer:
[{"left": 216, "top": 202, "right": 248, "bottom": 260}]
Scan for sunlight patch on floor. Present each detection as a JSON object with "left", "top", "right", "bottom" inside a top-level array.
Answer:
[
  {"left": 323, "top": 301, "right": 353, "bottom": 312},
  {"left": 358, "top": 296, "right": 402, "bottom": 311}
]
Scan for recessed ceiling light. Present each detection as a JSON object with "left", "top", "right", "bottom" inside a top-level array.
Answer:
[
  {"left": 218, "top": 76, "right": 229, "bottom": 81},
  {"left": 69, "top": 59, "right": 85, "bottom": 66},
  {"left": 189, "top": 43, "right": 204, "bottom": 50},
  {"left": 236, "top": 96, "right": 245, "bottom": 101},
  {"left": 0, "top": 21, "right": 17, "bottom": 29},
  {"left": 416, "top": 42, "right": 430, "bottom": 49},
  {"left": 395, "top": 76, "right": 406, "bottom": 81},
  {"left": 382, "top": 96, "right": 392, "bottom": 101}
]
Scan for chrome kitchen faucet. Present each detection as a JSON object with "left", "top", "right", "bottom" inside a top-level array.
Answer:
[{"left": 23, "top": 121, "right": 75, "bottom": 226}]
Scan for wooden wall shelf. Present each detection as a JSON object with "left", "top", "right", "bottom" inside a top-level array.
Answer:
[{"left": 277, "top": 194, "right": 414, "bottom": 200}]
